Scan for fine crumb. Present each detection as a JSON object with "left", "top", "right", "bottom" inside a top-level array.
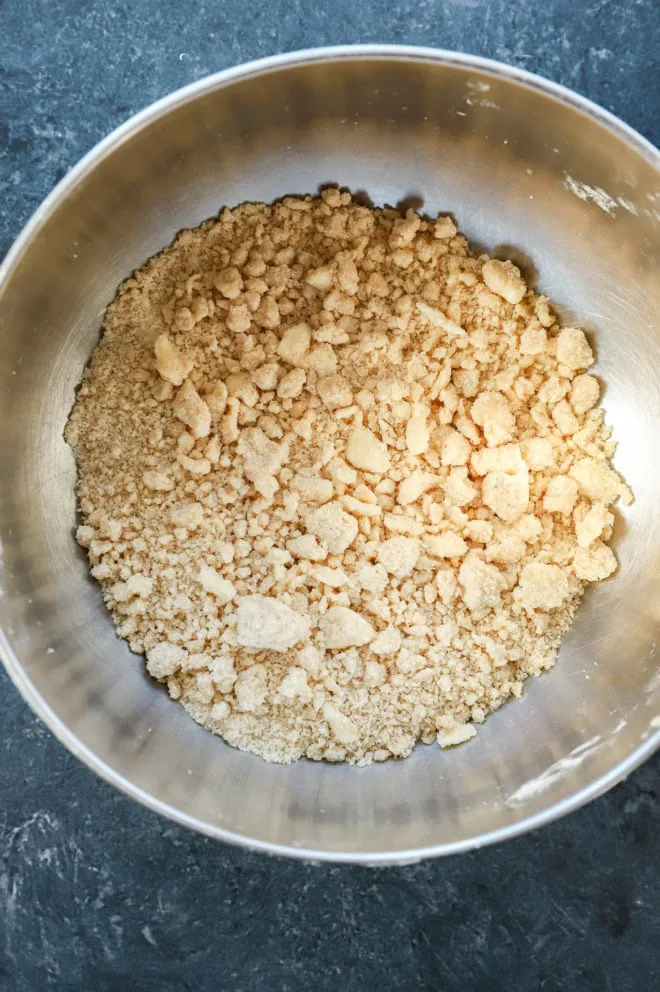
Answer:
[{"left": 66, "top": 189, "right": 630, "bottom": 765}]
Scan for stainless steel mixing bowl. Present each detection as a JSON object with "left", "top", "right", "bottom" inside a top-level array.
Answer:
[{"left": 1, "top": 46, "right": 658, "bottom": 863}]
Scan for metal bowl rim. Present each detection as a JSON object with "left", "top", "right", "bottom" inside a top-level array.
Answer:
[{"left": 1, "top": 43, "right": 658, "bottom": 864}]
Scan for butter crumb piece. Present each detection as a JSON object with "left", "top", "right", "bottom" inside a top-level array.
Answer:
[
  {"left": 416, "top": 301, "right": 466, "bottom": 337},
  {"left": 317, "top": 374, "right": 353, "bottom": 409},
  {"left": 471, "top": 391, "right": 516, "bottom": 446},
  {"left": 471, "top": 443, "right": 524, "bottom": 476},
  {"left": 377, "top": 536, "right": 420, "bottom": 578},
  {"left": 397, "top": 469, "right": 431, "bottom": 506},
  {"left": 169, "top": 502, "right": 203, "bottom": 529},
  {"left": 482, "top": 469, "right": 529, "bottom": 522},
  {"left": 323, "top": 703, "right": 359, "bottom": 745},
  {"left": 278, "top": 668, "right": 312, "bottom": 704},
  {"left": 424, "top": 532, "right": 468, "bottom": 558},
  {"left": 154, "top": 334, "right": 193, "bottom": 385},
  {"left": 142, "top": 470, "right": 175, "bottom": 492},
  {"left": 345, "top": 427, "right": 391, "bottom": 474},
  {"left": 146, "top": 642, "right": 187, "bottom": 679},
  {"left": 573, "top": 542, "right": 617, "bottom": 582},
  {"left": 441, "top": 429, "right": 472, "bottom": 467},
  {"left": 236, "top": 595, "right": 311, "bottom": 652},
  {"left": 234, "top": 665, "right": 268, "bottom": 711},
  {"left": 438, "top": 723, "right": 476, "bottom": 748},
  {"left": 198, "top": 565, "right": 236, "bottom": 603},
  {"left": 278, "top": 322, "right": 311, "bottom": 365},
  {"left": 434, "top": 215, "right": 457, "bottom": 239},
  {"left": 569, "top": 457, "right": 622, "bottom": 503},
  {"left": 543, "top": 475, "right": 579, "bottom": 514},
  {"left": 521, "top": 437, "right": 554, "bottom": 471},
  {"left": 342, "top": 494, "right": 382, "bottom": 517},
  {"left": 458, "top": 553, "right": 507, "bottom": 611},
  {"left": 320, "top": 606, "right": 376, "bottom": 649},
  {"left": 574, "top": 502, "right": 612, "bottom": 548},
  {"left": 482, "top": 258, "right": 526, "bottom": 304},
  {"left": 173, "top": 380, "right": 211, "bottom": 438},
  {"left": 277, "top": 367, "right": 307, "bottom": 399},
  {"left": 406, "top": 414, "right": 430, "bottom": 455},
  {"left": 355, "top": 563, "right": 388, "bottom": 594},
  {"left": 286, "top": 534, "right": 328, "bottom": 561},
  {"left": 370, "top": 626, "right": 402, "bottom": 656},
  {"left": 556, "top": 327, "right": 594, "bottom": 370},
  {"left": 570, "top": 374, "right": 600, "bottom": 414},
  {"left": 291, "top": 475, "right": 334, "bottom": 503},
  {"left": 517, "top": 562, "right": 570, "bottom": 611},
  {"left": 305, "top": 502, "right": 358, "bottom": 554}
]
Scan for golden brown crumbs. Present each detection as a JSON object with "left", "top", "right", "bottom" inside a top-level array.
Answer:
[{"left": 65, "top": 189, "right": 632, "bottom": 764}]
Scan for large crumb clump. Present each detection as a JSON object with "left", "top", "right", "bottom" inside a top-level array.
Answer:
[{"left": 66, "top": 189, "right": 631, "bottom": 764}]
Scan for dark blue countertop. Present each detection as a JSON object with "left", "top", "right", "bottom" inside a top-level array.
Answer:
[{"left": 1, "top": 2, "right": 658, "bottom": 989}]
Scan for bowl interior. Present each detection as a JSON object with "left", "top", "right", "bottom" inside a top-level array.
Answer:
[{"left": 1, "top": 50, "right": 658, "bottom": 861}]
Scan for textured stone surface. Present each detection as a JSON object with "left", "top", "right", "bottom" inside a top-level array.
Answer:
[{"left": 0, "top": 1, "right": 658, "bottom": 989}]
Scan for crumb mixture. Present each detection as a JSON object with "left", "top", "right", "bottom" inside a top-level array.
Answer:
[{"left": 65, "top": 189, "right": 631, "bottom": 764}]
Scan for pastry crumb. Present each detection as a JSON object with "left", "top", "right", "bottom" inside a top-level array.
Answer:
[{"left": 66, "top": 189, "right": 630, "bottom": 764}]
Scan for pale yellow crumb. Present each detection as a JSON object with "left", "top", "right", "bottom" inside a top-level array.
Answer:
[{"left": 66, "top": 189, "right": 630, "bottom": 765}]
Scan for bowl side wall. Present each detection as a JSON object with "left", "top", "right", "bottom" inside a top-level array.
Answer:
[{"left": 0, "top": 51, "right": 658, "bottom": 860}]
